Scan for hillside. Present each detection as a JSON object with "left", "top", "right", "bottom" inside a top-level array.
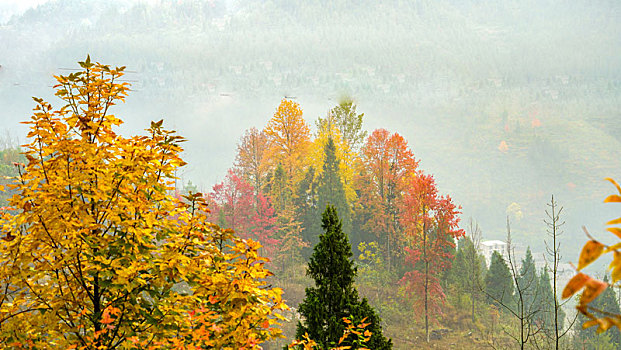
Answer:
[{"left": 1, "top": 0, "right": 620, "bottom": 256}]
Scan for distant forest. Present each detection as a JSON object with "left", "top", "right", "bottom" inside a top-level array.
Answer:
[{"left": 1, "top": 0, "right": 620, "bottom": 261}]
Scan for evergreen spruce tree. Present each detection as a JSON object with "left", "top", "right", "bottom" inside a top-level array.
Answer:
[
  {"left": 448, "top": 236, "right": 486, "bottom": 310},
  {"left": 269, "top": 163, "right": 292, "bottom": 212},
  {"left": 535, "top": 267, "right": 565, "bottom": 335},
  {"left": 316, "top": 138, "right": 351, "bottom": 236},
  {"left": 485, "top": 251, "right": 514, "bottom": 309},
  {"left": 516, "top": 247, "right": 538, "bottom": 314},
  {"left": 294, "top": 166, "right": 319, "bottom": 251},
  {"left": 295, "top": 205, "right": 392, "bottom": 349},
  {"left": 447, "top": 239, "right": 469, "bottom": 298}
]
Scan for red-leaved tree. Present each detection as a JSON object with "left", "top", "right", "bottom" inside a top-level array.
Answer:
[
  {"left": 399, "top": 172, "right": 464, "bottom": 342},
  {"left": 356, "top": 129, "right": 418, "bottom": 271},
  {"left": 209, "top": 169, "right": 279, "bottom": 258}
]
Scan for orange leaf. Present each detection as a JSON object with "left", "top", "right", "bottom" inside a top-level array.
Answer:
[
  {"left": 583, "top": 319, "right": 599, "bottom": 329},
  {"left": 596, "top": 317, "right": 615, "bottom": 333},
  {"left": 100, "top": 308, "right": 115, "bottom": 324},
  {"left": 605, "top": 177, "right": 621, "bottom": 195},
  {"left": 580, "top": 278, "right": 608, "bottom": 304},
  {"left": 607, "top": 227, "right": 621, "bottom": 239},
  {"left": 562, "top": 273, "right": 590, "bottom": 299},
  {"left": 578, "top": 240, "right": 605, "bottom": 270},
  {"left": 604, "top": 195, "right": 621, "bottom": 203}
]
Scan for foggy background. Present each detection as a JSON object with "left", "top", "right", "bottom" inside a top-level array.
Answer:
[{"left": 1, "top": 0, "right": 620, "bottom": 262}]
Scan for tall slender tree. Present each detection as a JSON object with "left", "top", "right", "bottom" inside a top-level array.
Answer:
[
  {"left": 400, "top": 172, "right": 464, "bottom": 342},
  {"left": 543, "top": 195, "right": 575, "bottom": 349},
  {"left": 234, "top": 127, "right": 270, "bottom": 195},
  {"left": 295, "top": 205, "right": 392, "bottom": 349}
]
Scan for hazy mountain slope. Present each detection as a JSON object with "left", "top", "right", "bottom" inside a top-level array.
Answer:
[{"left": 1, "top": 0, "right": 620, "bottom": 256}]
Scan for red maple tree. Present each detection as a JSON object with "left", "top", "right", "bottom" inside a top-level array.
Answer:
[
  {"left": 209, "top": 169, "right": 279, "bottom": 258},
  {"left": 399, "top": 172, "right": 464, "bottom": 342},
  {"left": 356, "top": 129, "right": 419, "bottom": 270}
]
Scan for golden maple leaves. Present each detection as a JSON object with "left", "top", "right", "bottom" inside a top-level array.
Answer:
[
  {"left": 0, "top": 58, "right": 286, "bottom": 349},
  {"left": 563, "top": 178, "right": 621, "bottom": 333}
]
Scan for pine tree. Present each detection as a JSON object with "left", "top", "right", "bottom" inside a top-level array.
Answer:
[
  {"left": 535, "top": 267, "right": 565, "bottom": 336},
  {"left": 317, "top": 138, "right": 351, "bottom": 234},
  {"left": 516, "top": 247, "right": 538, "bottom": 315},
  {"left": 485, "top": 251, "right": 514, "bottom": 309},
  {"left": 295, "top": 166, "right": 320, "bottom": 248},
  {"left": 268, "top": 163, "right": 292, "bottom": 212},
  {"left": 295, "top": 205, "right": 392, "bottom": 349}
]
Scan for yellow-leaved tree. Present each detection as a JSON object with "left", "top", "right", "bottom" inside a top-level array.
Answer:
[
  {"left": 0, "top": 57, "right": 286, "bottom": 349},
  {"left": 263, "top": 99, "right": 311, "bottom": 185}
]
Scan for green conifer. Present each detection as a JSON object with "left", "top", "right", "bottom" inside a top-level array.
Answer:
[
  {"left": 485, "top": 251, "right": 514, "bottom": 309},
  {"left": 295, "top": 205, "right": 392, "bottom": 349}
]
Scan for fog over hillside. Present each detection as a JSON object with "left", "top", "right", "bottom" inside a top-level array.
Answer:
[{"left": 1, "top": 0, "right": 620, "bottom": 259}]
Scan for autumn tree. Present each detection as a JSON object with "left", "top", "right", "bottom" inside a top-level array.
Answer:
[
  {"left": 296, "top": 205, "right": 392, "bottom": 349},
  {"left": 0, "top": 57, "right": 286, "bottom": 349},
  {"left": 308, "top": 120, "right": 357, "bottom": 206},
  {"left": 356, "top": 129, "right": 418, "bottom": 271},
  {"left": 234, "top": 127, "right": 270, "bottom": 195},
  {"left": 272, "top": 207, "right": 307, "bottom": 277},
  {"left": 317, "top": 97, "right": 367, "bottom": 152},
  {"left": 209, "top": 169, "right": 279, "bottom": 258},
  {"left": 264, "top": 99, "right": 311, "bottom": 185},
  {"left": 210, "top": 169, "right": 256, "bottom": 234},
  {"left": 400, "top": 172, "right": 464, "bottom": 342}
]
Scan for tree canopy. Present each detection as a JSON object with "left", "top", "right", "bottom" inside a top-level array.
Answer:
[{"left": 0, "top": 57, "right": 286, "bottom": 349}]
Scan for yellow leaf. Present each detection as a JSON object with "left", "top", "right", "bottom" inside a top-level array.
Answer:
[
  {"left": 578, "top": 240, "right": 605, "bottom": 270},
  {"left": 606, "top": 217, "right": 621, "bottom": 225}
]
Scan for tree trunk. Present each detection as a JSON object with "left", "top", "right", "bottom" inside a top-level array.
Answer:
[{"left": 425, "top": 260, "right": 429, "bottom": 342}]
